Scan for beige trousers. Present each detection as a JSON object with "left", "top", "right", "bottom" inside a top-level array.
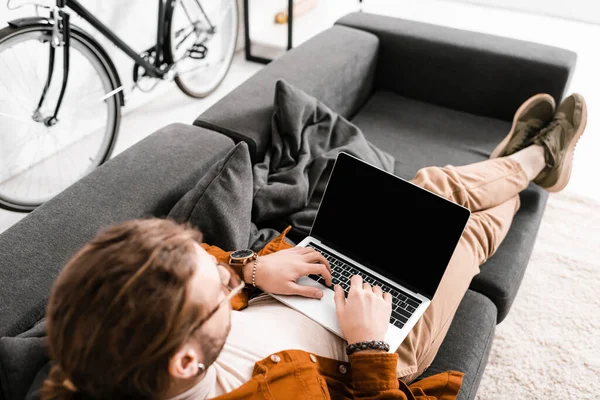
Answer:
[{"left": 395, "top": 157, "right": 530, "bottom": 382}]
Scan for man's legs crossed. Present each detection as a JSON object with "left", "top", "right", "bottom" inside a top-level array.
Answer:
[
  {"left": 394, "top": 157, "right": 530, "bottom": 381},
  {"left": 410, "top": 157, "right": 529, "bottom": 212}
]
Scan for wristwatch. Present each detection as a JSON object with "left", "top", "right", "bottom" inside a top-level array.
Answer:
[{"left": 229, "top": 249, "right": 257, "bottom": 268}]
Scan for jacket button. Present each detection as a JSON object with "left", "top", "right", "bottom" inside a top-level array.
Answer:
[
  {"left": 309, "top": 354, "right": 317, "bottom": 363},
  {"left": 270, "top": 354, "right": 281, "bottom": 363},
  {"left": 338, "top": 364, "right": 347, "bottom": 374}
]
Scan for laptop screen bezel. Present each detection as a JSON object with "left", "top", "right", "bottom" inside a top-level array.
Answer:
[{"left": 309, "top": 152, "right": 471, "bottom": 300}]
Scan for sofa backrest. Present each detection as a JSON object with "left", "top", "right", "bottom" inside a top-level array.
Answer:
[
  {"left": 194, "top": 25, "right": 380, "bottom": 163},
  {"left": 336, "top": 12, "right": 577, "bottom": 122},
  {"left": 0, "top": 124, "right": 234, "bottom": 338}
]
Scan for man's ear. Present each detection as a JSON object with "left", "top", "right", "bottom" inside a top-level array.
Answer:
[{"left": 169, "top": 343, "right": 203, "bottom": 379}]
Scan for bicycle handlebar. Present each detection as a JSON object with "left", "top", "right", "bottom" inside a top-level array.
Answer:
[{"left": 6, "top": 0, "right": 52, "bottom": 12}]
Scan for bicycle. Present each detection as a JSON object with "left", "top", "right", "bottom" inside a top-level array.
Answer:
[{"left": 0, "top": 0, "right": 239, "bottom": 212}]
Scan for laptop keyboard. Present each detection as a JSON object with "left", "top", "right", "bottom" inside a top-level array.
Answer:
[{"left": 306, "top": 243, "right": 422, "bottom": 329}]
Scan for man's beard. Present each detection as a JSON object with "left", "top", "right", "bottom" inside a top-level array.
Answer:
[{"left": 199, "top": 319, "right": 231, "bottom": 367}]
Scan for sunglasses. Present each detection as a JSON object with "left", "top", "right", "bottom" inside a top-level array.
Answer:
[{"left": 194, "top": 262, "right": 245, "bottom": 329}]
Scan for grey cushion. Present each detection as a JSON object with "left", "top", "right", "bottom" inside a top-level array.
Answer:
[
  {"left": 194, "top": 25, "right": 379, "bottom": 162},
  {"left": 336, "top": 12, "right": 577, "bottom": 122},
  {"left": 351, "top": 91, "right": 512, "bottom": 178},
  {"left": 415, "top": 290, "right": 497, "bottom": 400},
  {"left": 351, "top": 91, "right": 548, "bottom": 322},
  {"left": 169, "top": 142, "right": 254, "bottom": 251},
  {"left": 25, "top": 362, "right": 50, "bottom": 400},
  {"left": 0, "top": 124, "right": 234, "bottom": 338},
  {"left": 0, "top": 320, "right": 47, "bottom": 400}
]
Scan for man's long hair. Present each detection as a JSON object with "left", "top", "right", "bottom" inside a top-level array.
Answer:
[{"left": 40, "top": 218, "right": 206, "bottom": 399}]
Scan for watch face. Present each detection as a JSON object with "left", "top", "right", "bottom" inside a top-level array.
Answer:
[{"left": 231, "top": 249, "right": 253, "bottom": 259}]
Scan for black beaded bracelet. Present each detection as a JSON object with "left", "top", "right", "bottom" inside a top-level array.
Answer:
[{"left": 346, "top": 340, "right": 390, "bottom": 355}]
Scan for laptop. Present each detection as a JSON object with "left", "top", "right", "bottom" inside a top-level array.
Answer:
[{"left": 269, "top": 152, "right": 471, "bottom": 351}]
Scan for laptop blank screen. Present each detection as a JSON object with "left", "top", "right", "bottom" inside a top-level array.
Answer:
[{"left": 311, "top": 153, "right": 471, "bottom": 299}]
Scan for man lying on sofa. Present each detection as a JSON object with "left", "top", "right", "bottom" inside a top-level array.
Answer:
[{"left": 38, "top": 94, "right": 586, "bottom": 399}]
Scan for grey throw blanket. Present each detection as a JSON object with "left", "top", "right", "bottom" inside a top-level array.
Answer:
[
  {"left": 0, "top": 319, "right": 48, "bottom": 400},
  {"left": 252, "top": 79, "right": 395, "bottom": 234}
]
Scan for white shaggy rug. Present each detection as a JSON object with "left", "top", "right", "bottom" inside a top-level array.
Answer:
[{"left": 476, "top": 191, "right": 600, "bottom": 399}]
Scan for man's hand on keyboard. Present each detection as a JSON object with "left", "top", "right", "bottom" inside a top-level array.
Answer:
[
  {"left": 333, "top": 275, "right": 393, "bottom": 343},
  {"left": 251, "top": 247, "right": 332, "bottom": 298}
]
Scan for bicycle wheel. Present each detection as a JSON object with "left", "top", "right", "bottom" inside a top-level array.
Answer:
[
  {"left": 166, "top": 0, "right": 239, "bottom": 98},
  {"left": 0, "top": 24, "right": 121, "bottom": 212}
]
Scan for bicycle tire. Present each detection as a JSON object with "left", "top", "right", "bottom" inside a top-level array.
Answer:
[
  {"left": 0, "top": 23, "right": 122, "bottom": 212},
  {"left": 164, "top": 0, "right": 239, "bottom": 98}
]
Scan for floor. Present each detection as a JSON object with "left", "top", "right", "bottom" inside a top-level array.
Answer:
[{"left": 1, "top": 0, "right": 599, "bottom": 238}]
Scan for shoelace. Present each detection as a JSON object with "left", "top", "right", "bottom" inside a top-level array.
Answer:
[
  {"left": 512, "top": 124, "right": 539, "bottom": 150},
  {"left": 506, "top": 120, "right": 543, "bottom": 154},
  {"left": 534, "top": 117, "right": 570, "bottom": 168}
]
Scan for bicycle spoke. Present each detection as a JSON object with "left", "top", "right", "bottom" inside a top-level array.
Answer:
[
  {"left": 194, "top": 0, "right": 215, "bottom": 28},
  {"left": 10, "top": 46, "right": 37, "bottom": 100},
  {"left": 0, "top": 58, "right": 35, "bottom": 110},
  {"left": 0, "top": 111, "right": 32, "bottom": 124},
  {"left": 75, "top": 88, "right": 109, "bottom": 106},
  {"left": 52, "top": 131, "right": 76, "bottom": 189},
  {"left": 176, "top": 57, "right": 225, "bottom": 76},
  {"left": 213, "top": 2, "right": 233, "bottom": 26},
  {"left": 180, "top": 0, "right": 195, "bottom": 25},
  {"left": 24, "top": 41, "right": 44, "bottom": 97},
  {"left": 30, "top": 130, "right": 46, "bottom": 200},
  {"left": 20, "top": 129, "right": 43, "bottom": 200},
  {"left": 175, "top": 24, "right": 202, "bottom": 51},
  {"left": 2, "top": 126, "right": 39, "bottom": 168},
  {"left": 63, "top": 89, "right": 106, "bottom": 124},
  {"left": 27, "top": 40, "right": 45, "bottom": 110},
  {"left": 4, "top": 132, "right": 42, "bottom": 178}
]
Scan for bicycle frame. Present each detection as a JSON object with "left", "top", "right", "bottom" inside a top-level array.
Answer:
[
  {"left": 31, "top": 0, "right": 174, "bottom": 124},
  {"left": 66, "top": 0, "right": 172, "bottom": 78}
]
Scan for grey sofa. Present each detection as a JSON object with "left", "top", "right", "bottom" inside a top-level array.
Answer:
[
  {"left": 0, "top": 12, "right": 576, "bottom": 400},
  {"left": 195, "top": 11, "right": 576, "bottom": 397}
]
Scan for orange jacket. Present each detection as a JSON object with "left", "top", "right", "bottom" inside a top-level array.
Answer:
[{"left": 201, "top": 227, "right": 463, "bottom": 400}]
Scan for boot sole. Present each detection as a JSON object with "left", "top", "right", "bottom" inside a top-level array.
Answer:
[
  {"left": 544, "top": 95, "right": 588, "bottom": 193},
  {"left": 489, "top": 93, "right": 555, "bottom": 159}
]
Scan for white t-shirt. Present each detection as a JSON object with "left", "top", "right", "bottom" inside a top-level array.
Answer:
[{"left": 171, "top": 293, "right": 348, "bottom": 400}]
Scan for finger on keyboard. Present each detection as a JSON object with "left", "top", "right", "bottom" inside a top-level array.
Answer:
[{"left": 349, "top": 274, "right": 363, "bottom": 289}]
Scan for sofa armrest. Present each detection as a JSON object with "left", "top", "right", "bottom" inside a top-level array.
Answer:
[
  {"left": 0, "top": 124, "right": 234, "bottom": 337},
  {"left": 194, "top": 25, "right": 379, "bottom": 162},
  {"left": 336, "top": 12, "right": 577, "bottom": 122}
]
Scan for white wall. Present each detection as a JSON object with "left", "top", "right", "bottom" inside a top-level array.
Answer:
[{"left": 453, "top": 0, "right": 600, "bottom": 25}]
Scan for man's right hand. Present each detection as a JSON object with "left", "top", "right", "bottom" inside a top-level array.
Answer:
[
  {"left": 246, "top": 247, "right": 332, "bottom": 299},
  {"left": 333, "top": 275, "right": 393, "bottom": 344}
]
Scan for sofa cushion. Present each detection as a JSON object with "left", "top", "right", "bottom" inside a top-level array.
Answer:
[
  {"left": 169, "top": 142, "right": 254, "bottom": 251},
  {"left": 415, "top": 290, "right": 497, "bottom": 400},
  {"left": 351, "top": 91, "right": 548, "bottom": 322},
  {"left": 0, "top": 319, "right": 48, "bottom": 400},
  {"left": 351, "top": 91, "right": 512, "bottom": 178},
  {"left": 0, "top": 124, "right": 235, "bottom": 338}
]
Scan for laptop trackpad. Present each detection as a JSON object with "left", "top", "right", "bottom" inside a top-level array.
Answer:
[{"left": 269, "top": 277, "right": 345, "bottom": 338}]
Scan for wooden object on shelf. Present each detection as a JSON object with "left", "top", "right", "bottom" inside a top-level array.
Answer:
[{"left": 275, "top": 0, "right": 319, "bottom": 24}]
